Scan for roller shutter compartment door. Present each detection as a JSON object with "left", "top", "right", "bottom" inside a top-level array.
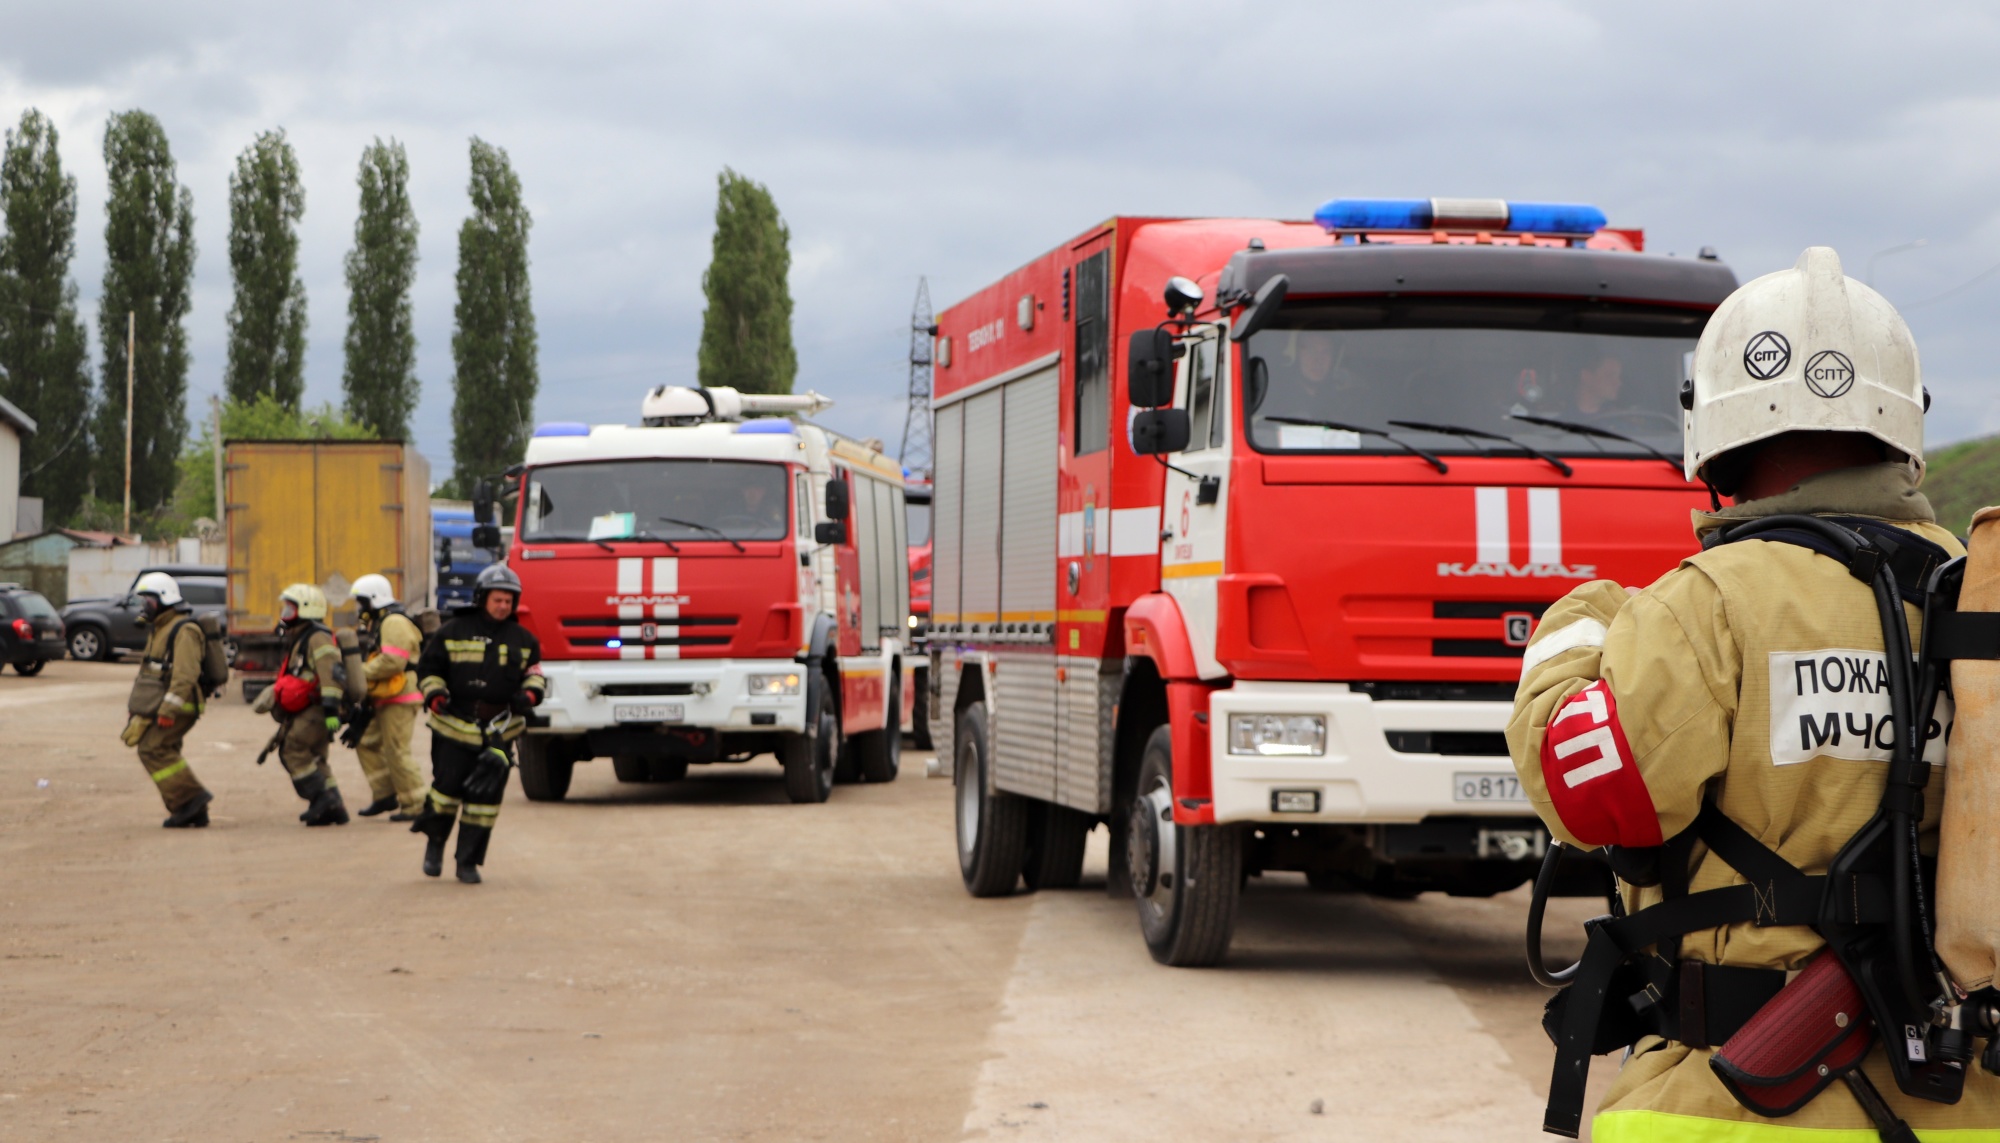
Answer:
[
  {"left": 932, "top": 402, "right": 963, "bottom": 629},
  {"left": 958, "top": 389, "right": 1003, "bottom": 631},
  {"left": 889, "top": 482, "right": 909, "bottom": 632},
  {"left": 873, "top": 477, "right": 901, "bottom": 646},
  {"left": 854, "top": 472, "right": 881, "bottom": 652},
  {"left": 998, "top": 364, "right": 1059, "bottom": 633}
]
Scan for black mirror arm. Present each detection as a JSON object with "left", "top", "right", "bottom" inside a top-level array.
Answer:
[{"left": 1152, "top": 456, "right": 1222, "bottom": 505}]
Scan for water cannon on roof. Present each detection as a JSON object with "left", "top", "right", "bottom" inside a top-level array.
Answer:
[{"left": 640, "top": 385, "right": 834, "bottom": 427}]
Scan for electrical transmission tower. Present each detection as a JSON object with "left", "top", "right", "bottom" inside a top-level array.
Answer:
[{"left": 900, "top": 277, "right": 937, "bottom": 477}]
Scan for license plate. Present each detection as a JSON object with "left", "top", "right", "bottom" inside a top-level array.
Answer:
[
  {"left": 39, "top": 631, "right": 58, "bottom": 641},
  {"left": 1452, "top": 772, "right": 1526, "bottom": 803},
  {"left": 614, "top": 703, "right": 683, "bottom": 723}
]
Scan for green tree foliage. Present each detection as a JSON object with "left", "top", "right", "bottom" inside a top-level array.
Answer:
[
  {"left": 92, "top": 110, "right": 195, "bottom": 516},
  {"left": 450, "top": 137, "right": 536, "bottom": 493},
  {"left": 697, "top": 168, "right": 796, "bottom": 395},
  {"left": 0, "top": 109, "right": 92, "bottom": 524},
  {"left": 343, "top": 138, "right": 420, "bottom": 439},
  {"left": 174, "top": 394, "right": 374, "bottom": 521},
  {"left": 224, "top": 128, "right": 307, "bottom": 408}
]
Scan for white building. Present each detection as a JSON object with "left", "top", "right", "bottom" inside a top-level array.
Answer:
[{"left": 0, "top": 395, "right": 36, "bottom": 540}]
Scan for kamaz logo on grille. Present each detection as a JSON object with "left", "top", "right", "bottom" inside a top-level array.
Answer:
[{"left": 1438, "top": 487, "right": 1595, "bottom": 580}]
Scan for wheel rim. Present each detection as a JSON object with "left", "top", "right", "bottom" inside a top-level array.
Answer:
[
  {"left": 1130, "top": 775, "right": 1178, "bottom": 933},
  {"left": 956, "top": 736, "right": 981, "bottom": 860},
  {"left": 71, "top": 630, "right": 99, "bottom": 659}
]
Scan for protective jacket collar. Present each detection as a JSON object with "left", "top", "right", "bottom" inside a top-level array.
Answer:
[{"left": 1691, "top": 461, "right": 1933, "bottom": 538}]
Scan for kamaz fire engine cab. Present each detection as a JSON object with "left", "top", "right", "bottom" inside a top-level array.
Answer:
[
  {"left": 500, "top": 385, "right": 913, "bottom": 805},
  {"left": 930, "top": 200, "right": 1738, "bottom": 964}
]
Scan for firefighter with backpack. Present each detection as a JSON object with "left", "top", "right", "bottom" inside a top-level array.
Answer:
[
  {"left": 259, "top": 583, "right": 350, "bottom": 827},
  {"left": 344, "top": 573, "right": 430, "bottom": 820},
  {"left": 1509, "top": 248, "right": 2000, "bottom": 1140},
  {"left": 122, "top": 571, "right": 225, "bottom": 828}
]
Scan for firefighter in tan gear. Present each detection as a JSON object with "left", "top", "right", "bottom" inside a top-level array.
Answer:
[
  {"left": 1510, "top": 248, "right": 2000, "bottom": 1141},
  {"left": 411, "top": 564, "right": 543, "bottom": 884},
  {"left": 122, "top": 572, "right": 213, "bottom": 828},
  {"left": 265, "top": 583, "right": 350, "bottom": 826},
  {"left": 345, "top": 574, "right": 429, "bottom": 820}
]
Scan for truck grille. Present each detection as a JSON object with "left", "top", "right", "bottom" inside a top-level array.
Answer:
[
  {"left": 1432, "top": 601, "right": 1549, "bottom": 619},
  {"left": 1349, "top": 681, "right": 1516, "bottom": 702},
  {"left": 1433, "top": 639, "right": 1526, "bottom": 658},
  {"left": 598, "top": 682, "right": 699, "bottom": 696},
  {"left": 1385, "top": 731, "right": 1510, "bottom": 756}
]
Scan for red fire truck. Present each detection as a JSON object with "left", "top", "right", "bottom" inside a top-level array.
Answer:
[
  {"left": 929, "top": 200, "right": 1737, "bottom": 964},
  {"left": 490, "top": 385, "right": 914, "bottom": 804}
]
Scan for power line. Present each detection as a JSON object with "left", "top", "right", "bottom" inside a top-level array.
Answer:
[{"left": 1902, "top": 258, "right": 2000, "bottom": 311}]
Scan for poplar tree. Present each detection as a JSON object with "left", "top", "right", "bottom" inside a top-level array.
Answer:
[
  {"left": 697, "top": 168, "right": 795, "bottom": 395},
  {"left": 92, "top": 111, "right": 195, "bottom": 516},
  {"left": 0, "top": 109, "right": 92, "bottom": 524},
  {"left": 224, "top": 128, "right": 307, "bottom": 408},
  {"left": 449, "top": 137, "right": 536, "bottom": 492},
  {"left": 342, "top": 138, "right": 419, "bottom": 439}
]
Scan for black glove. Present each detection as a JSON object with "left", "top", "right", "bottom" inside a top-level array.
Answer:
[
  {"left": 509, "top": 689, "right": 539, "bottom": 714},
  {"left": 427, "top": 691, "right": 450, "bottom": 715}
]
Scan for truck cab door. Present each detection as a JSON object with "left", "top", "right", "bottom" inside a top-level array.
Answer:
[{"left": 1158, "top": 329, "right": 1230, "bottom": 680}]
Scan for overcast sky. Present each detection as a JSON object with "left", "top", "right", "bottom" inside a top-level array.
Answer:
[{"left": 5, "top": 1, "right": 2000, "bottom": 471}]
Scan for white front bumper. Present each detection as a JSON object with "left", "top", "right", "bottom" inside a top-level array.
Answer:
[
  {"left": 1208, "top": 682, "right": 1527, "bottom": 825},
  {"left": 534, "top": 659, "right": 807, "bottom": 734}
]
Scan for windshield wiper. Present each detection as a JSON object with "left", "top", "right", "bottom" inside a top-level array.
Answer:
[
  {"left": 631, "top": 528, "right": 680, "bottom": 552},
  {"left": 657, "top": 515, "right": 747, "bottom": 553},
  {"left": 1507, "top": 414, "right": 1684, "bottom": 475},
  {"left": 1388, "top": 419, "right": 1572, "bottom": 477},
  {"left": 1265, "top": 417, "right": 1448, "bottom": 474}
]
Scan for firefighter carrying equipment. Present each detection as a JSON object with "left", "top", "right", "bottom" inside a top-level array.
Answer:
[
  {"left": 127, "top": 608, "right": 207, "bottom": 718},
  {"left": 1684, "top": 246, "right": 1925, "bottom": 488},
  {"left": 1517, "top": 512, "right": 2000, "bottom": 1140},
  {"left": 416, "top": 606, "right": 544, "bottom": 747}
]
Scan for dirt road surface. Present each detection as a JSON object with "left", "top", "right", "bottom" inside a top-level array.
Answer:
[{"left": 0, "top": 660, "right": 1615, "bottom": 1141}]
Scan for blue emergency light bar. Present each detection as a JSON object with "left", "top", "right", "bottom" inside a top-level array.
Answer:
[
  {"left": 734, "top": 419, "right": 797, "bottom": 434},
  {"left": 533, "top": 421, "right": 590, "bottom": 437},
  {"left": 1313, "top": 198, "right": 1607, "bottom": 236}
]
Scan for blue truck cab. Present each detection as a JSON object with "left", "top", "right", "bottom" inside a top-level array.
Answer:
[{"left": 433, "top": 506, "right": 501, "bottom": 611}]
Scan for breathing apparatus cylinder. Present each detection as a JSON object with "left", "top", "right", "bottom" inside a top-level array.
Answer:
[{"left": 1940, "top": 506, "right": 2000, "bottom": 994}]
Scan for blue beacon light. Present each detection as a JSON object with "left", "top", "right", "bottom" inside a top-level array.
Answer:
[
  {"left": 533, "top": 421, "right": 591, "bottom": 437},
  {"left": 1312, "top": 198, "right": 1606, "bottom": 235}
]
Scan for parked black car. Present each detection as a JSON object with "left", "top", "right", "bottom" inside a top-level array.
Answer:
[
  {"left": 60, "top": 565, "right": 228, "bottom": 662},
  {"left": 0, "top": 583, "right": 66, "bottom": 675}
]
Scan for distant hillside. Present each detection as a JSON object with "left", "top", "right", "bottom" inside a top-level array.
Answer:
[{"left": 1926, "top": 435, "right": 2000, "bottom": 535}]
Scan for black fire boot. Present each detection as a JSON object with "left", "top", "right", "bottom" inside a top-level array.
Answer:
[
  {"left": 292, "top": 771, "right": 326, "bottom": 822},
  {"left": 412, "top": 801, "right": 453, "bottom": 877},
  {"left": 303, "top": 786, "right": 349, "bottom": 826},
  {"left": 454, "top": 823, "right": 492, "bottom": 884},
  {"left": 162, "top": 789, "right": 214, "bottom": 829},
  {"left": 356, "top": 795, "right": 398, "bottom": 817}
]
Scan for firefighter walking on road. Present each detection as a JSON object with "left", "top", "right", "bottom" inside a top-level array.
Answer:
[
  {"left": 1509, "top": 248, "right": 2000, "bottom": 1140},
  {"left": 346, "top": 573, "right": 429, "bottom": 820},
  {"left": 264, "top": 583, "right": 350, "bottom": 827},
  {"left": 412, "top": 564, "right": 544, "bottom": 884},
  {"left": 123, "top": 572, "right": 213, "bottom": 828}
]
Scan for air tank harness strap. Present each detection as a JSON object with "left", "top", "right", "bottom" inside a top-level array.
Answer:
[{"left": 1542, "top": 803, "right": 1887, "bottom": 1138}]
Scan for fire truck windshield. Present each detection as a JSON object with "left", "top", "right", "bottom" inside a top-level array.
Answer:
[
  {"left": 521, "top": 459, "right": 791, "bottom": 543},
  {"left": 1241, "top": 296, "right": 1704, "bottom": 461}
]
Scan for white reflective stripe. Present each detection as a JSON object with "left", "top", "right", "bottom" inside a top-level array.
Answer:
[
  {"left": 1528, "top": 488, "right": 1562, "bottom": 566},
  {"left": 1094, "top": 508, "right": 1110, "bottom": 555},
  {"left": 618, "top": 603, "right": 643, "bottom": 620},
  {"left": 1057, "top": 512, "right": 1085, "bottom": 558},
  {"left": 1109, "top": 506, "right": 1160, "bottom": 556},
  {"left": 617, "top": 558, "right": 643, "bottom": 594},
  {"left": 653, "top": 645, "right": 680, "bottom": 660},
  {"left": 1520, "top": 617, "right": 1608, "bottom": 675},
  {"left": 651, "top": 557, "right": 678, "bottom": 594},
  {"left": 653, "top": 603, "right": 679, "bottom": 620},
  {"left": 1476, "top": 487, "right": 1509, "bottom": 565},
  {"left": 619, "top": 645, "right": 643, "bottom": 660}
]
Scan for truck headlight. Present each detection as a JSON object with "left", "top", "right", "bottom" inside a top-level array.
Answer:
[
  {"left": 1229, "top": 714, "right": 1326, "bottom": 756},
  {"left": 747, "top": 673, "right": 801, "bottom": 696}
]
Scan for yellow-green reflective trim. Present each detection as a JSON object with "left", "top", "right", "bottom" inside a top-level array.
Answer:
[
  {"left": 150, "top": 759, "right": 188, "bottom": 783},
  {"left": 1594, "top": 1110, "right": 2000, "bottom": 1143}
]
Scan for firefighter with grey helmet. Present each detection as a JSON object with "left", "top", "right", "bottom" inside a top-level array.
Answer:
[
  {"left": 1507, "top": 248, "right": 2000, "bottom": 1139},
  {"left": 411, "top": 563, "right": 543, "bottom": 883},
  {"left": 123, "top": 571, "right": 214, "bottom": 828},
  {"left": 345, "top": 572, "right": 430, "bottom": 819},
  {"left": 266, "top": 583, "right": 349, "bottom": 826}
]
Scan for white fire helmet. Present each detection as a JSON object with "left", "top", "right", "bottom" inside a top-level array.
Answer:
[
  {"left": 133, "top": 571, "right": 182, "bottom": 607},
  {"left": 1684, "top": 246, "right": 1925, "bottom": 485},
  {"left": 279, "top": 582, "right": 329, "bottom": 623},
  {"left": 350, "top": 573, "right": 396, "bottom": 612}
]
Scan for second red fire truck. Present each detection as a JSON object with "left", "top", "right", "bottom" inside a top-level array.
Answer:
[{"left": 929, "top": 200, "right": 1737, "bottom": 964}]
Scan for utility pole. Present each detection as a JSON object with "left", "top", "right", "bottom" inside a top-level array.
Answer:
[
  {"left": 899, "top": 278, "right": 936, "bottom": 478},
  {"left": 211, "top": 394, "right": 224, "bottom": 541},
  {"left": 123, "top": 310, "right": 134, "bottom": 536}
]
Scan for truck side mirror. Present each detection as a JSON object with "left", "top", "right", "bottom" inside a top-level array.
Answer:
[
  {"left": 824, "top": 479, "right": 850, "bottom": 521},
  {"left": 472, "top": 478, "right": 495, "bottom": 525},
  {"left": 1131, "top": 409, "right": 1191, "bottom": 455},
  {"left": 1229, "top": 274, "right": 1290, "bottom": 343},
  {"left": 815, "top": 520, "right": 847, "bottom": 545},
  {"left": 1127, "top": 329, "right": 1177, "bottom": 408},
  {"left": 471, "top": 524, "right": 502, "bottom": 550}
]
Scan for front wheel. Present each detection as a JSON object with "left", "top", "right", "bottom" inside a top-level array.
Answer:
[
  {"left": 67, "top": 625, "right": 107, "bottom": 662},
  {"left": 517, "top": 736, "right": 574, "bottom": 802},
  {"left": 781, "top": 681, "right": 837, "bottom": 803},
  {"left": 1129, "top": 725, "right": 1241, "bottom": 966},
  {"left": 955, "top": 702, "right": 1027, "bottom": 896}
]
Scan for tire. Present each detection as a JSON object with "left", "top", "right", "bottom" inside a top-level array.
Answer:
[
  {"left": 908, "top": 664, "right": 933, "bottom": 751},
  {"left": 782, "top": 682, "right": 837, "bottom": 803},
  {"left": 651, "top": 757, "right": 689, "bottom": 782},
  {"left": 67, "top": 625, "right": 107, "bottom": 663},
  {"left": 1023, "top": 800, "right": 1094, "bottom": 891},
  {"left": 854, "top": 670, "right": 901, "bottom": 783},
  {"left": 517, "top": 736, "right": 573, "bottom": 802},
  {"left": 1129, "top": 725, "right": 1241, "bottom": 966},
  {"left": 13, "top": 658, "right": 45, "bottom": 676},
  {"left": 955, "top": 702, "right": 1027, "bottom": 897},
  {"left": 612, "top": 754, "right": 651, "bottom": 783}
]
